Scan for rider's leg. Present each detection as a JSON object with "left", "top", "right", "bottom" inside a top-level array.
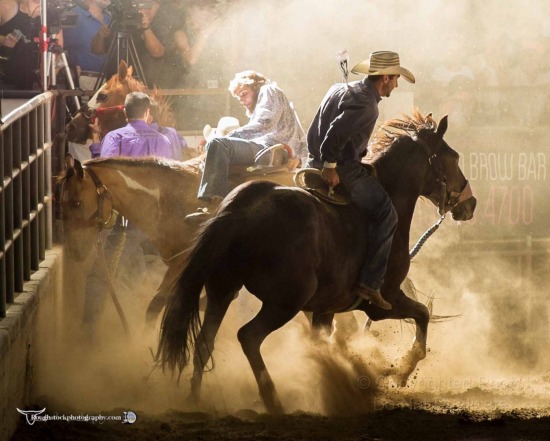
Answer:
[
  {"left": 337, "top": 163, "right": 396, "bottom": 310},
  {"left": 197, "top": 137, "right": 263, "bottom": 201}
]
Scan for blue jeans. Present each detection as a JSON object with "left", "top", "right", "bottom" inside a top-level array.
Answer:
[
  {"left": 336, "top": 162, "right": 397, "bottom": 289},
  {"left": 337, "top": 162, "right": 398, "bottom": 290},
  {"left": 198, "top": 137, "right": 264, "bottom": 200}
]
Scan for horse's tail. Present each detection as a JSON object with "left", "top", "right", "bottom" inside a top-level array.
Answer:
[{"left": 155, "top": 211, "right": 237, "bottom": 377}]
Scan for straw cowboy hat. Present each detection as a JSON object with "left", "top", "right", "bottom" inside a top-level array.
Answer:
[
  {"left": 351, "top": 51, "right": 415, "bottom": 83},
  {"left": 203, "top": 116, "right": 240, "bottom": 141}
]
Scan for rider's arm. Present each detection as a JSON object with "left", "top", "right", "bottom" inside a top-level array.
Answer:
[
  {"left": 229, "top": 85, "right": 282, "bottom": 139},
  {"left": 319, "top": 94, "right": 377, "bottom": 165}
]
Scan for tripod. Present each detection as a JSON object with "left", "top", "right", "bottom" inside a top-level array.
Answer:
[
  {"left": 94, "top": 30, "right": 148, "bottom": 91},
  {"left": 45, "top": 34, "right": 80, "bottom": 111}
]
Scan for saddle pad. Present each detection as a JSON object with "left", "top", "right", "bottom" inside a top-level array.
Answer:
[{"left": 294, "top": 168, "right": 350, "bottom": 206}]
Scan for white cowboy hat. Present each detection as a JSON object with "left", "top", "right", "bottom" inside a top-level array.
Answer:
[
  {"left": 203, "top": 116, "right": 240, "bottom": 141},
  {"left": 351, "top": 51, "right": 415, "bottom": 83}
]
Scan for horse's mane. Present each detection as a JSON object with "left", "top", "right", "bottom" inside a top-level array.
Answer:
[
  {"left": 57, "top": 156, "right": 202, "bottom": 187},
  {"left": 151, "top": 88, "right": 176, "bottom": 128},
  {"left": 104, "top": 73, "right": 174, "bottom": 127},
  {"left": 369, "top": 109, "right": 438, "bottom": 161},
  {"left": 86, "top": 156, "right": 202, "bottom": 177}
]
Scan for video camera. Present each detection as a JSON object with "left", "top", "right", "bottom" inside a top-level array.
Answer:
[
  {"left": 47, "top": 0, "right": 79, "bottom": 33},
  {"left": 109, "top": 0, "right": 155, "bottom": 30}
]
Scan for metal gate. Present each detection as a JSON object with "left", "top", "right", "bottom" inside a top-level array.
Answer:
[{"left": 0, "top": 92, "right": 58, "bottom": 317}]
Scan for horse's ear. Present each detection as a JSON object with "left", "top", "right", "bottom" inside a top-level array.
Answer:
[
  {"left": 118, "top": 60, "right": 128, "bottom": 81},
  {"left": 74, "top": 159, "right": 85, "bottom": 179},
  {"left": 65, "top": 153, "right": 75, "bottom": 169},
  {"left": 127, "top": 65, "right": 133, "bottom": 78},
  {"left": 436, "top": 115, "right": 448, "bottom": 137},
  {"left": 151, "top": 86, "right": 159, "bottom": 100}
]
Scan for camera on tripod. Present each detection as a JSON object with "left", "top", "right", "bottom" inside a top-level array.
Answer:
[
  {"left": 109, "top": 0, "right": 154, "bottom": 30},
  {"left": 47, "top": 0, "right": 78, "bottom": 34}
]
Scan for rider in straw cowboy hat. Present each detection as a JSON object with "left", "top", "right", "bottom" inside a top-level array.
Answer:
[{"left": 307, "top": 50, "right": 415, "bottom": 310}]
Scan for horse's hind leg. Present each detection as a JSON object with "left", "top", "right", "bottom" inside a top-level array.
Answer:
[
  {"left": 237, "top": 302, "right": 303, "bottom": 415},
  {"left": 188, "top": 289, "right": 235, "bottom": 405}
]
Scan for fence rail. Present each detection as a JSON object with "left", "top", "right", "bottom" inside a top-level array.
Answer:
[{"left": 1, "top": 92, "right": 56, "bottom": 317}]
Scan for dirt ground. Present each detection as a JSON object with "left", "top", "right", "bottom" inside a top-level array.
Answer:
[
  {"left": 11, "top": 250, "right": 550, "bottom": 441},
  {"left": 11, "top": 400, "right": 550, "bottom": 440}
]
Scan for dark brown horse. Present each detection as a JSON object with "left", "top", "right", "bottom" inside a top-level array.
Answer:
[{"left": 156, "top": 111, "right": 477, "bottom": 414}]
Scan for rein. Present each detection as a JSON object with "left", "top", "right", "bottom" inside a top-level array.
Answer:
[
  {"left": 82, "top": 165, "right": 129, "bottom": 335},
  {"left": 95, "top": 105, "right": 125, "bottom": 138}
]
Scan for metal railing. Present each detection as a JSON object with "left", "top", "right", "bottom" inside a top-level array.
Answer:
[{"left": 0, "top": 92, "right": 56, "bottom": 317}]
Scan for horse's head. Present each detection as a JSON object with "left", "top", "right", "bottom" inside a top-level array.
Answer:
[
  {"left": 66, "top": 61, "right": 147, "bottom": 143},
  {"left": 66, "top": 98, "right": 101, "bottom": 144},
  {"left": 415, "top": 114, "right": 477, "bottom": 221},
  {"left": 59, "top": 155, "right": 114, "bottom": 261},
  {"left": 95, "top": 61, "right": 147, "bottom": 136}
]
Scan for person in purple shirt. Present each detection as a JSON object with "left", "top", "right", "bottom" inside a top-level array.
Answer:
[
  {"left": 88, "top": 91, "right": 174, "bottom": 159},
  {"left": 100, "top": 91, "right": 174, "bottom": 158},
  {"left": 83, "top": 91, "right": 174, "bottom": 339}
]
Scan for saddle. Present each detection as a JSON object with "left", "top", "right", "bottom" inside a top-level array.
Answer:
[
  {"left": 228, "top": 144, "right": 301, "bottom": 178},
  {"left": 294, "top": 168, "right": 350, "bottom": 206}
]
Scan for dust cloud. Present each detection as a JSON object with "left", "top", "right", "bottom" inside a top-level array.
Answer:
[
  {"left": 32, "top": 0, "right": 550, "bottom": 423},
  {"left": 33, "top": 236, "right": 549, "bottom": 418},
  {"left": 210, "top": 0, "right": 550, "bottom": 127}
]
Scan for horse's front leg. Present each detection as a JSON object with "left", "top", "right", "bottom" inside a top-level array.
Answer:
[
  {"left": 393, "top": 293, "right": 429, "bottom": 385},
  {"left": 367, "top": 290, "right": 429, "bottom": 386},
  {"left": 311, "top": 312, "right": 334, "bottom": 340}
]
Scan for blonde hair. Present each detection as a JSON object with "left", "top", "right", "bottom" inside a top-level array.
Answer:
[{"left": 228, "top": 70, "right": 270, "bottom": 96}]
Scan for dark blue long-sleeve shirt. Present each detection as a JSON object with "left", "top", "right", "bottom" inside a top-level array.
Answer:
[{"left": 307, "top": 79, "right": 381, "bottom": 166}]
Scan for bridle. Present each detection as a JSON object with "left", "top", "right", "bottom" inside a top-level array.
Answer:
[
  {"left": 407, "top": 132, "right": 474, "bottom": 260},
  {"left": 95, "top": 105, "right": 125, "bottom": 138},
  {"left": 62, "top": 166, "right": 114, "bottom": 231},
  {"left": 413, "top": 133, "right": 473, "bottom": 216}
]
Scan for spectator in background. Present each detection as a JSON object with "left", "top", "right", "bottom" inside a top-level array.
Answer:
[
  {"left": 91, "top": 0, "right": 185, "bottom": 89},
  {"left": 0, "top": 0, "right": 64, "bottom": 90},
  {"left": 431, "top": 50, "right": 475, "bottom": 126},
  {"left": 63, "top": 0, "right": 111, "bottom": 94},
  {"left": 172, "top": 0, "right": 221, "bottom": 87}
]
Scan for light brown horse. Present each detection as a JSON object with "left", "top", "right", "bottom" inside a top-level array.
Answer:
[
  {"left": 58, "top": 154, "right": 297, "bottom": 324},
  {"left": 66, "top": 61, "right": 173, "bottom": 145}
]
